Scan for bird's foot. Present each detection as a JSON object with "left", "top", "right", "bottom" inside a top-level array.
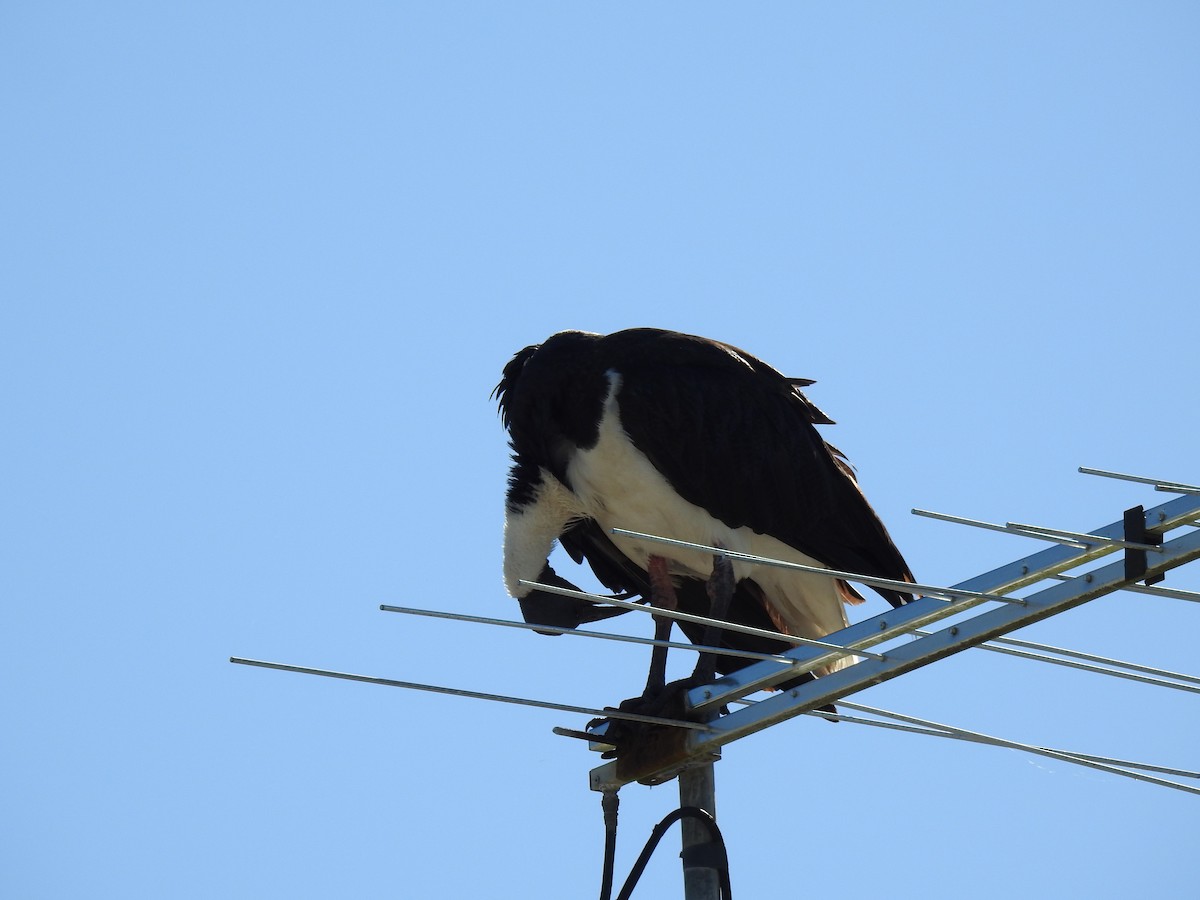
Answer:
[{"left": 588, "top": 673, "right": 721, "bottom": 760}]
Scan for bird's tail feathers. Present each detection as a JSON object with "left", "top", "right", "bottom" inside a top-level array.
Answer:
[{"left": 836, "top": 579, "right": 867, "bottom": 606}]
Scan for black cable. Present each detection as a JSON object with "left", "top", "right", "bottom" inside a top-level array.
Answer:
[
  {"left": 599, "top": 791, "right": 619, "bottom": 900},
  {"left": 600, "top": 801, "right": 732, "bottom": 900}
]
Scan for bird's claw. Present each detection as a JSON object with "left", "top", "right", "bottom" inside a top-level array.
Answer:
[{"left": 587, "top": 675, "right": 720, "bottom": 759}]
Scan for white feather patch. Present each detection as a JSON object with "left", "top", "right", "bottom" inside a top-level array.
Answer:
[{"left": 565, "top": 372, "right": 855, "bottom": 672}]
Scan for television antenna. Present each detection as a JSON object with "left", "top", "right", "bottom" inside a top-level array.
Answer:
[{"left": 232, "top": 467, "right": 1200, "bottom": 899}]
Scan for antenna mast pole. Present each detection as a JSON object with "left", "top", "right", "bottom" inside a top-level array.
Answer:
[{"left": 678, "top": 763, "right": 720, "bottom": 900}]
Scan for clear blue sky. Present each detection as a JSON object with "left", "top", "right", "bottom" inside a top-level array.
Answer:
[{"left": 4, "top": 3, "right": 1198, "bottom": 898}]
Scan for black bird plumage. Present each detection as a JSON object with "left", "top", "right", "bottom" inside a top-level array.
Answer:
[{"left": 494, "top": 328, "right": 915, "bottom": 689}]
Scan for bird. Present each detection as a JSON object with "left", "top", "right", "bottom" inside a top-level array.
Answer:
[{"left": 494, "top": 327, "right": 915, "bottom": 731}]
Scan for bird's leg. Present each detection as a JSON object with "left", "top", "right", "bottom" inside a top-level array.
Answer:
[
  {"left": 586, "top": 554, "right": 678, "bottom": 756},
  {"left": 643, "top": 554, "right": 677, "bottom": 699},
  {"left": 694, "top": 551, "right": 735, "bottom": 685},
  {"left": 593, "top": 554, "right": 727, "bottom": 759}
]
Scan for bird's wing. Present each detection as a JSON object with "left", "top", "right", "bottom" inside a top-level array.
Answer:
[{"left": 603, "top": 331, "right": 914, "bottom": 607}]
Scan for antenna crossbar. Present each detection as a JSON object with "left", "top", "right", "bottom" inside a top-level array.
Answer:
[
  {"left": 698, "top": 524, "right": 1200, "bottom": 742},
  {"left": 589, "top": 499, "right": 1200, "bottom": 790}
]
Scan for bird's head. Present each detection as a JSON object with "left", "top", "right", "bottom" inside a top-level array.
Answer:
[{"left": 517, "top": 562, "right": 628, "bottom": 635}]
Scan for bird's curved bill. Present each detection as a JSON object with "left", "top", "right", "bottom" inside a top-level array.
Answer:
[{"left": 518, "top": 565, "right": 630, "bottom": 634}]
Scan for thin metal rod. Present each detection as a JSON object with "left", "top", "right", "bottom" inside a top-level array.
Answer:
[
  {"left": 1079, "top": 466, "right": 1200, "bottom": 495},
  {"left": 1118, "top": 581, "right": 1200, "bottom": 603},
  {"left": 908, "top": 629, "right": 1200, "bottom": 695},
  {"left": 379, "top": 604, "right": 798, "bottom": 666},
  {"left": 517, "top": 579, "right": 886, "bottom": 661},
  {"left": 806, "top": 707, "right": 1200, "bottom": 780},
  {"left": 911, "top": 508, "right": 1089, "bottom": 549},
  {"left": 916, "top": 505, "right": 1166, "bottom": 552},
  {"left": 1035, "top": 750, "right": 1200, "bottom": 780},
  {"left": 610, "top": 527, "right": 1025, "bottom": 605},
  {"left": 228, "top": 657, "right": 715, "bottom": 732},
  {"left": 1048, "top": 572, "right": 1200, "bottom": 604},
  {"left": 802, "top": 708, "right": 953, "bottom": 738},
  {"left": 984, "top": 634, "right": 1200, "bottom": 687},
  {"left": 837, "top": 701, "right": 1200, "bottom": 796},
  {"left": 1007, "top": 521, "right": 1165, "bottom": 553}
]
